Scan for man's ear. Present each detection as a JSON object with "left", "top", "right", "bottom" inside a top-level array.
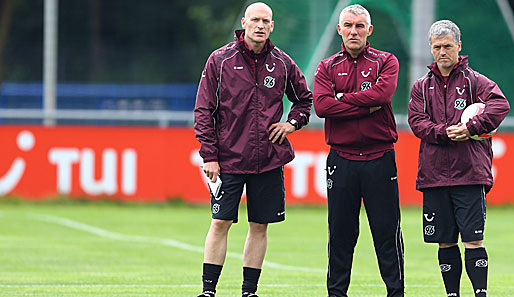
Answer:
[
  {"left": 367, "top": 24, "right": 374, "bottom": 37},
  {"left": 337, "top": 23, "right": 342, "bottom": 36}
]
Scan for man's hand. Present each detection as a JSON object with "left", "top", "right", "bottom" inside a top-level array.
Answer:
[
  {"left": 202, "top": 161, "right": 220, "bottom": 182},
  {"left": 446, "top": 123, "right": 470, "bottom": 141},
  {"left": 370, "top": 106, "right": 382, "bottom": 113},
  {"left": 268, "top": 122, "right": 296, "bottom": 144}
]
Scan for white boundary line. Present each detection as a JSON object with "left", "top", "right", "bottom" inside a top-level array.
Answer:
[{"left": 28, "top": 213, "right": 325, "bottom": 273}]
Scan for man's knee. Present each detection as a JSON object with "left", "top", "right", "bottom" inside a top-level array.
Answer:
[
  {"left": 439, "top": 243, "right": 458, "bottom": 248},
  {"left": 249, "top": 222, "right": 268, "bottom": 234},
  {"left": 463, "top": 240, "right": 484, "bottom": 249},
  {"left": 209, "top": 219, "right": 232, "bottom": 234}
]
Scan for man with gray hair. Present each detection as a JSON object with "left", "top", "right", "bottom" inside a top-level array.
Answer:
[
  {"left": 408, "top": 20, "right": 509, "bottom": 297},
  {"left": 314, "top": 4, "right": 404, "bottom": 296}
]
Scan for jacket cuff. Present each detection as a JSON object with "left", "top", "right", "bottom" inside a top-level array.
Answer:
[
  {"left": 465, "top": 121, "right": 478, "bottom": 136},
  {"left": 437, "top": 125, "right": 451, "bottom": 144},
  {"left": 287, "top": 118, "right": 300, "bottom": 130},
  {"left": 202, "top": 156, "right": 218, "bottom": 163}
]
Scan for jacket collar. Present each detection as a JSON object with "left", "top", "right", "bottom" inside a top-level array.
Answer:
[
  {"left": 234, "top": 29, "right": 274, "bottom": 56},
  {"left": 341, "top": 41, "right": 370, "bottom": 58},
  {"left": 428, "top": 55, "right": 469, "bottom": 78}
]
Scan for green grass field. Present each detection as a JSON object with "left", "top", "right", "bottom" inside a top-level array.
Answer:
[{"left": 0, "top": 200, "right": 513, "bottom": 297}]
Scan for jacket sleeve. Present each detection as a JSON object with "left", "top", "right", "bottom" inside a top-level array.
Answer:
[
  {"left": 194, "top": 54, "right": 219, "bottom": 163},
  {"left": 340, "top": 54, "right": 399, "bottom": 107},
  {"left": 408, "top": 79, "right": 451, "bottom": 144},
  {"left": 466, "top": 75, "right": 510, "bottom": 136},
  {"left": 285, "top": 60, "right": 313, "bottom": 129},
  {"left": 313, "top": 61, "right": 371, "bottom": 119}
]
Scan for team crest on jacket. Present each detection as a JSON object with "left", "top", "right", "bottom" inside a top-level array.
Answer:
[
  {"left": 264, "top": 76, "right": 275, "bottom": 88},
  {"left": 454, "top": 98, "right": 466, "bottom": 110},
  {"left": 361, "top": 81, "right": 372, "bottom": 91}
]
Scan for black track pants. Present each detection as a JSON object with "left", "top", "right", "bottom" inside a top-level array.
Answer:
[{"left": 326, "top": 149, "right": 404, "bottom": 297}]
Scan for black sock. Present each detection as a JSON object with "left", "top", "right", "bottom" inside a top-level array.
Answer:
[
  {"left": 202, "top": 263, "right": 223, "bottom": 295},
  {"left": 465, "top": 248, "right": 488, "bottom": 297},
  {"left": 438, "top": 246, "right": 462, "bottom": 297},
  {"left": 242, "top": 266, "right": 261, "bottom": 294}
]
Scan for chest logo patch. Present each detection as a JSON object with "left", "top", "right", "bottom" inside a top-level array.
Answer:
[
  {"left": 266, "top": 63, "right": 275, "bottom": 72},
  {"left": 264, "top": 76, "right": 275, "bottom": 88},
  {"left": 361, "top": 68, "right": 372, "bottom": 77},
  {"left": 456, "top": 86, "right": 465, "bottom": 95},
  {"left": 454, "top": 98, "right": 466, "bottom": 110},
  {"left": 361, "top": 81, "right": 372, "bottom": 91}
]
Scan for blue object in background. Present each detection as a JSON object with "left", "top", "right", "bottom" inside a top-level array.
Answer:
[{"left": 0, "top": 82, "right": 198, "bottom": 111}]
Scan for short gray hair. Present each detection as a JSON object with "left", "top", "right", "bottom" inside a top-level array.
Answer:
[
  {"left": 428, "top": 20, "right": 461, "bottom": 45},
  {"left": 339, "top": 4, "right": 371, "bottom": 27}
]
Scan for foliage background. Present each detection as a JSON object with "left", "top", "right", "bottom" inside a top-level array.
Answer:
[{"left": 1, "top": 0, "right": 513, "bottom": 115}]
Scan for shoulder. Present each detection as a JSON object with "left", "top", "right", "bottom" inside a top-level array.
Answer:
[
  {"left": 270, "top": 46, "right": 290, "bottom": 59},
  {"left": 207, "top": 41, "right": 239, "bottom": 67},
  {"left": 464, "top": 66, "right": 492, "bottom": 83},
  {"left": 367, "top": 47, "right": 393, "bottom": 58},
  {"left": 412, "top": 73, "right": 431, "bottom": 92},
  {"left": 365, "top": 47, "right": 398, "bottom": 66},
  {"left": 319, "top": 51, "right": 346, "bottom": 72},
  {"left": 210, "top": 41, "right": 238, "bottom": 58},
  {"left": 416, "top": 72, "right": 431, "bottom": 83},
  {"left": 270, "top": 46, "right": 296, "bottom": 68},
  {"left": 458, "top": 65, "right": 496, "bottom": 91}
]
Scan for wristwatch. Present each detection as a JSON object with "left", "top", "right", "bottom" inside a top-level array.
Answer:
[
  {"left": 335, "top": 93, "right": 344, "bottom": 101},
  {"left": 287, "top": 118, "right": 299, "bottom": 130}
]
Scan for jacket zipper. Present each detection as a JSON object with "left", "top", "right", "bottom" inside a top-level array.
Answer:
[
  {"left": 354, "top": 59, "right": 363, "bottom": 155},
  {"left": 443, "top": 83, "right": 448, "bottom": 125},
  {"left": 443, "top": 80, "right": 450, "bottom": 181},
  {"left": 254, "top": 58, "right": 260, "bottom": 173}
]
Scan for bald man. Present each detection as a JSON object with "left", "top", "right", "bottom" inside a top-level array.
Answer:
[{"left": 194, "top": 2, "right": 312, "bottom": 297}]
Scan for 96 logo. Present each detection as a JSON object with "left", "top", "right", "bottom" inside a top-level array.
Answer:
[{"left": 454, "top": 98, "right": 466, "bottom": 110}]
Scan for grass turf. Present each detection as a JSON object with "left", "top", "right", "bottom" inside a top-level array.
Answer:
[{"left": 0, "top": 201, "right": 513, "bottom": 296}]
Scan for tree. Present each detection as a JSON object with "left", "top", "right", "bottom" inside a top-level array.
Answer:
[{"left": 0, "top": 0, "right": 16, "bottom": 84}]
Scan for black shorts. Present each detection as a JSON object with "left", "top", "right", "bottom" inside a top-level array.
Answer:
[
  {"left": 210, "top": 167, "right": 285, "bottom": 224},
  {"left": 422, "top": 185, "right": 486, "bottom": 243}
]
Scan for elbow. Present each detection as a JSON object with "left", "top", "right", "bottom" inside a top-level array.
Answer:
[
  {"left": 314, "top": 107, "right": 327, "bottom": 118},
  {"left": 315, "top": 111, "right": 327, "bottom": 118},
  {"left": 376, "top": 84, "right": 397, "bottom": 105},
  {"left": 313, "top": 102, "right": 327, "bottom": 118},
  {"left": 376, "top": 91, "right": 395, "bottom": 106}
]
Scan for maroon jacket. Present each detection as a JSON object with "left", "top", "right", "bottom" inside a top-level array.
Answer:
[
  {"left": 313, "top": 42, "right": 399, "bottom": 156},
  {"left": 408, "top": 56, "right": 510, "bottom": 191},
  {"left": 194, "top": 30, "right": 312, "bottom": 174}
]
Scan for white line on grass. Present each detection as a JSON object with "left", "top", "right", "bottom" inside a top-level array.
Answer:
[{"left": 28, "top": 213, "right": 325, "bottom": 273}]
